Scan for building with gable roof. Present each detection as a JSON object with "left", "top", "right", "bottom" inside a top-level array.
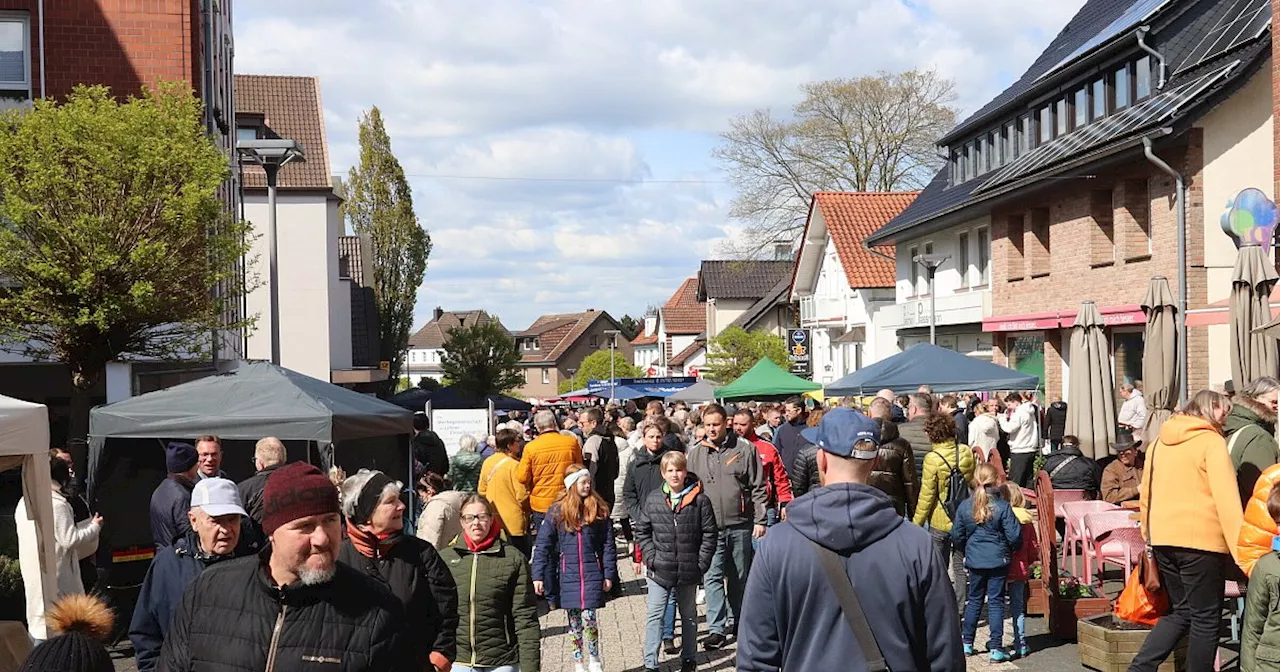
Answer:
[
  {"left": 631, "top": 278, "right": 708, "bottom": 377},
  {"left": 403, "top": 309, "right": 505, "bottom": 383},
  {"left": 514, "top": 309, "right": 633, "bottom": 398}
]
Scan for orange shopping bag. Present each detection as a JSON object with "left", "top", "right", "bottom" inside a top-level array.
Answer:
[{"left": 1114, "top": 567, "right": 1168, "bottom": 626}]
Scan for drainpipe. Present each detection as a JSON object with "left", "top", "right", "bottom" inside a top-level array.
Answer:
[
  {"left": 1142, "top": 129, "right": 1187, "bottom": 404},
  {"left": 862, "top": 239, "right": 897, "bottom": 263},
  {"left": 36, "top": 0, "right": 45, "bottom": 98},
  {"left": 1136, "top": 26, "right": 1168, "bottom": 90}
]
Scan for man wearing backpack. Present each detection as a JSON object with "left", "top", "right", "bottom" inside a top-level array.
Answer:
[
  {"left": 912, "top": 413, "right": 976, "bottom": 607},
  {"left": 737, "top": 408, "right": 963, "bottom": 671}
]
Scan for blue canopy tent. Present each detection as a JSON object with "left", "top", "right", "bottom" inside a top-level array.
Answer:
[
  {"left": 387, "top": 385, "right": 533, "bottom": 412},
  {"left": 826, "top": 343, "right": 1040, "bottom": 396}
]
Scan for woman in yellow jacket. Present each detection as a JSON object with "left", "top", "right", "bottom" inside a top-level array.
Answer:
[
  {"left": 1237, "top": 462, "right": 1280, "bottom": 576},
  {"left": 913, "top": 412, "right": 976, "bottom": 606},
  {"left": 1131, "top": 390, "right": 1243, "bottom": 672},
  {"left": 479, "top": 427, "right": 532, "bottom": 557}
]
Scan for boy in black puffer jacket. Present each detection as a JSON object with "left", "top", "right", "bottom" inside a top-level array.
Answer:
[{"left": 635, "top": 451, "right": 717, "bottom": 672}]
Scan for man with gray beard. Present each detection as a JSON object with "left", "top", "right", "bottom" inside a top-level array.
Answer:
[{"left": 159, "top": 463, "right": 412, "bottom": 671}]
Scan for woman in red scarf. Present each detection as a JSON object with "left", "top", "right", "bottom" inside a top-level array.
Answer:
[{"left": 439, "top": 494, "right": 541, "bottom": 672}]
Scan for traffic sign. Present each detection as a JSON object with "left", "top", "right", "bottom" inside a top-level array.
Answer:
[{"left": 787, "top": 328, "right": 812, "bottom": 379}]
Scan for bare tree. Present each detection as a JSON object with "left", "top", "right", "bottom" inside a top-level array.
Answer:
[{"left": 714, "top": 70, "right": 958, "bottom": 255}]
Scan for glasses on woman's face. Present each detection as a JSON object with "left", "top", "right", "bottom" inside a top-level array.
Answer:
[{"left": 461, "top": 513, "right": 492, "bottom": 525}]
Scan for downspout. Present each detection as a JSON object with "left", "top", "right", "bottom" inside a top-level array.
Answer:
[
  {"left": 36, "top": 0, "right": 45, "bottom": 98},
  {"left": 1136, "top": 26, "right": 1167, "bottom": 90},
  {"left": 1142, "top": 129, "right": 1187, "bottom": 404},
  {"left": 862, "top": 239, "right": 897, "bottom": 263}
]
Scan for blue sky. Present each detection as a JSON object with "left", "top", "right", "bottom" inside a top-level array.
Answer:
[{"left": 235, "top": 0, "right": 1085, "bottom": 332}]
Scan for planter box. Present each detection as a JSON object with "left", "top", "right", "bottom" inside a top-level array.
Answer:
[
  {"left": 1028, "top": 578, "right": 1049, "bottom": 616},
  {"left": 1078, "top": 614, "right": 1186, "bottom": 672},
  {"left": 1049, "top": 596, "right": 1112, "bottom": 640}
]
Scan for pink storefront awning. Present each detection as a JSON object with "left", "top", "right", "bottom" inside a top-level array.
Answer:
[{"left": 982, "top": 304, "right": 1145, "bottom": 333}]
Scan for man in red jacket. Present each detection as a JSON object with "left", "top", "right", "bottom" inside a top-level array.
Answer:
[{"left": 733, "top": 409, "right": 792, "bottom": 528}]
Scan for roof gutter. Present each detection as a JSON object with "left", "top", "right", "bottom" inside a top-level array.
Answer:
[
  {"left": 861, "top": 239, "right": 896, "bottom": 263},
  {"left": 1136, "top": 26, "right": 1168, "bottom": 90},
  {"left": 1141, "top": 128, "right": 1187, "bottom": 405}
]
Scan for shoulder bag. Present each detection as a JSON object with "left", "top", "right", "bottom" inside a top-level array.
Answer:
[{"left": 809, "top": 538, "right": 888, "bottom": 672}]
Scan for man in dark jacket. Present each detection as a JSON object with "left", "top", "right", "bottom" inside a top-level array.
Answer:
[
  {"left": 236, "top": 436, "right": 288, "bottom": 524},
  {"left": 130, "top": 478, "right": 249, "bottom": 671},
  {"left": 771, "top": 397, "right": 810, "bottom": 483},
  {"left": 737, "top": 408, "right": 963, "bottom": 671},
  {"left": 149, "top": 442, "right": 199, "bottom": 550},
  {"left": 898, "top": 393, "right": 935, "bottom": 487},
  {"left": 338, "top": 469, "right": 458, "bottom": 672},
  {"left": 1044, "top": 398, "right": 1068, "bottom": 452},
  {"left": 580, "top": 406, "right": 620, "bottom": 507},
  {"left": 158, "top": 462, "right": 412, "bottom": 671},
  {"left": 413, "top": 413, "right": 450, "bottom": 477},
  {"left": 1042, "top": 435, "right": 1102, "bottom": 497},
  {"left": 940, "top": 395, "right": 969, "bottom": 450}
]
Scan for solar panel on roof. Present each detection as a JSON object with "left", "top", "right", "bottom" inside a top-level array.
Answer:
[
  {"left": 1174, "top": 0, "right": 1269, "bottom": 74},
  {"left": 978, "top": 61, "right": 1237, "bottom": 193},
  {"left": 1038, "top": 0, "right": 1173, "bottom": 81}
]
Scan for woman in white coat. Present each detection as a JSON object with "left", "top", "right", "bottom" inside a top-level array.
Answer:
[{"left": 45, "top": 454, "right": 101, "bottom": 596}]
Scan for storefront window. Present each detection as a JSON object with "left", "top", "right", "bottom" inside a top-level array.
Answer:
[
  {"left": 1112, "top": 331, "right": 1144, "bottom": 388},
  {"left": 1007, "top": 333, "right": 1045, "bottom": 393}
]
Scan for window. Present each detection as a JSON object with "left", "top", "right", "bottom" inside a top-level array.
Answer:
[
  {"left": 958, "top": 145, "right": 969, "bottom": 182},
  {"left": 1114, "top": 65, "right": 1131, "bottom": 110},
  {"left": 236, "top": 126, "right": 258, "bottom": 143},
  {"left": 589, "top": 334, "right": 599, "bottom": 348},
  {"left": 976, "top": 227, "right": 991, "bottom": 285},
  {"left": 1017, "top": 116, "right": 1030, "bottom": 155},
  {"left": 951, "top": 148, "right": 962, "bottom": 184},
  {"left": 1007, "top": 334, "right": 1046, "bottom": 393},
  {"left": 1092, "top": 78, "right": 1107, "bottom": 119},
  {"left": 1074, "top": 88, "right": 1089, "bottom": 128},
  {"left": 1056, "top": 98, "right": 1069, "bottom": 136},
  {"left": 958, "top": 231, "right": 971, "bottom": 287},
  {"left": 0, "top": 15, "right": 30, "bottom": 109},
  {"left": 1135, "top": 56, "right": 1152, "bottom": 100},
  {"left": 909, "top": 245, "right": 921, "bottom": 296},
  {"left": 986, "top": 132, "right": 997, "bottom": 171},
  {"left": 541, "top": 368, "right": 550, "bottom": 385},
  {"left": 1112, "top": 331, "right": 1145, "bottom": 388},
  {"left": 1038, "top": 105, "right": 1053, "bottom": 144},
  {"left": 1003, "top": 121, "right": 1017, "bottom": 162},
  {"left": 974, "top": 139, "right": 985, "bottom": 175}
]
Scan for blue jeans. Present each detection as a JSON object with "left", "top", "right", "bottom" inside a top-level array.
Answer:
[
  {"left": 704, "top": 523, "right": 754, "bottom": 635},
  {"left": 645, "top": 580, "right": 697, "bottom": 667},
  {"left": 663, "top": 590, "right": 676, "bottom": 639},
  {"left": 963, "top": 567, "right": 1008, "bottom": 651},
  {"left": 752, "top": 507, "right": 779, "bottom": 551},
  {"left": 1007, "top": 580, "right": 1027, "bottom": 650}
]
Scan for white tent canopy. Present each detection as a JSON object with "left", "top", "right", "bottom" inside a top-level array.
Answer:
[{"left": 1, "top": 395, "right": 56, "bottom": 639}]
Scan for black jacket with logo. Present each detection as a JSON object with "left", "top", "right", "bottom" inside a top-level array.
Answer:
[{"left": 634, "top": 476, "right": 718, "bottom": 588}]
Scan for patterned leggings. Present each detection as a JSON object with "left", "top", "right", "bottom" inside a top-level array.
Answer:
[{"left": 567, "top": 608, "right": 600, "bottom": 662}]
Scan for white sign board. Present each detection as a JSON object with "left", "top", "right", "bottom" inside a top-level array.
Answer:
[{"left": 431, "top": 408, "right": 490, "bottom": 457}]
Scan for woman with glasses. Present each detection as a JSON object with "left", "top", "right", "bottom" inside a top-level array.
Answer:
[{"left": 440, "top": 494, "right": 540, "bottom": 672}]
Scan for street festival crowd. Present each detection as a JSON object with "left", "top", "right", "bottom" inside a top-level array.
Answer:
[{"left": 16, "top": 380, "right": 1280, "bottom": 671}]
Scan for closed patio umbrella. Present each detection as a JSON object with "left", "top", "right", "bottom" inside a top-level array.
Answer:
[
  {"left": 1141, "top": 277, "right": 1178, "bottom": 446},
  {"left": 1066, "top": 301, "right": 1117, "bottom": 459},
  {"left": 1231, "top": 245, "right": 1279, "bottom": 386}
]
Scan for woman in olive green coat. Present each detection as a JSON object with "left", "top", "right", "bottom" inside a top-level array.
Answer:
[{"left": 440, "top": 494, "right": 540, "bottom": 672}]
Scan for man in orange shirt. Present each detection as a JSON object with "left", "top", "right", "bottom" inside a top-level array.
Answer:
[{"left": 517, "top": 410, "right": 583, "bottom": 534}]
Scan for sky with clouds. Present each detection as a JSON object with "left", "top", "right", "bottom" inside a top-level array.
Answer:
[{"left": 235, "top": 0, "right": 1086, "bottom": 332}]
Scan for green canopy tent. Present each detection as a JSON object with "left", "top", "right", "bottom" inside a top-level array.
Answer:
[{"left": 715, "top": 357, "right": 822, "bottom": 401}]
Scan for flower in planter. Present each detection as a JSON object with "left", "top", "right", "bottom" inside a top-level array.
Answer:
[{"left": 1057, "top": 575, "right": 1098, "bottom": 598}]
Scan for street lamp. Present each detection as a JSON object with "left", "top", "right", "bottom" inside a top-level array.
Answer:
[
  {"left": 603, "top": 330, "right": 621, "bottom": 403},
  {"left": 237, "top": 138, "right": 305, "bottom": 365},
  {"left": 913, "top": 254, "right": 950, "bottom": 346}
]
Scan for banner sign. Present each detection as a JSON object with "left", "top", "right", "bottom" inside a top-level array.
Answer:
[
  {"left": 431, "top": 408, "right": 489, "bottom": 457},
  {"left": 788, "top": 328, "right": 812, "bottom": 378},
  {"left": 587, "top": 376, "right": 697, "bottom": 397}
]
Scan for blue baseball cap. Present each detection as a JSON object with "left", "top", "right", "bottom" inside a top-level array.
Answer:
[{"left": 800, "top": 408, "right": 881, "bottom": 460}]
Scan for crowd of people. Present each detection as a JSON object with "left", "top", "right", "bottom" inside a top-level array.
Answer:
[{"left": 17, "top": 377, "right": 1280, "bottom": 671}]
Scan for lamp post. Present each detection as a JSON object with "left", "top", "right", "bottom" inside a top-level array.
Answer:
[
  {"left": 237, "top": 138, "right": 305, "bottom": 366},
  {"left": 604, "top": 329, "right": 621, "bottom": 403},
  {"left": 914, "top": 254, "right": 950, "bottom": 346}
]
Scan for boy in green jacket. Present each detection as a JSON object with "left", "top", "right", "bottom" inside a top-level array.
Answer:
[{"left": 1243, "top": 483, "right": 1280, "bottom": 672}]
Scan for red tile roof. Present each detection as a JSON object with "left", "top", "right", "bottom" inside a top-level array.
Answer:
[
  {"left": 811, "top": 192, "right": 917, "bottom": 288},
  {"left": 408, "top": 310, "right": 501, "bottom": 349},
  {"left": 662, "top": 277, "right": 704, "bottom": 335},
  {"left": 517, "top": 310, "right": 618, "bottom": 364},
  {"left": 235, "top": 75, "right": 332, "bottom": 190},
  {"left": 630, "top": 333, "right": 659, "bottom": 346}
]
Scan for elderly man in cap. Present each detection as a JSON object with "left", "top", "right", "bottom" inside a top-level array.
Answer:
[
  {"left": 149, "top": 441, "right": 199, "bottom": 550},
  {"left": 129, "top": 478, "right": 251, "bottom": 671},
  {"left": 737, "top": 407, "right": 963, "bottom": 671},
  {"left": 339, "top": 469, "right": 458, "bottom": 672},
  {"left": 1101, "top": 434, "right": 1145, "bottom": 505},
  {"left": 159, "top": 462, "right": 411, "bottom": 671}
]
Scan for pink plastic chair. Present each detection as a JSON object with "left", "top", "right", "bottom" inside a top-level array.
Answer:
[
  {"left": 1053, "top": 489, "right": 1089, "bottom": 520},
  {"left": 1060, "top": 500, "right": 1119, "bottom": 577},
  {"left": 1083, "top": 510, "right": 1143, "bottom": 584}
]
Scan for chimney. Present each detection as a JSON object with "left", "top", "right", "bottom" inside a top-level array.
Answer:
[{"left": 433, "top": 306, "right": 443, "bottom": 321}]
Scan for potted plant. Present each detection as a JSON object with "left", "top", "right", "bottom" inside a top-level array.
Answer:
[
  {"left": 1048, "top": 574, "right": 1112, "bottom": 639},
  {"left": 1078, "top": 613, "right": 1186, "bottom": 671}
]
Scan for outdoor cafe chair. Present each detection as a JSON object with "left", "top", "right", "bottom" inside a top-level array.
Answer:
[
  {"left": 1083, "top": 509, "right": 1143, "bottom": 585},
  {"left": 1060, "top": 500, "right": 1118, "bottom": 577}
]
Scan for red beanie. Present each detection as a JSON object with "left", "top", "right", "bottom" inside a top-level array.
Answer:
[{"left": 262, "top": 463, "right": 341, "bottom": 536}]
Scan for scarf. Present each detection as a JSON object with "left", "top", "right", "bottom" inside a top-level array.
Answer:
[
  {"left": 345, "top": 520, "right": 402, "bottom": 559},
  {"left": 464, "top": 521, "right": 502, "bottom": 553},
  {"left": 662, "top": 480, "right": 695, "bottom": 510}
]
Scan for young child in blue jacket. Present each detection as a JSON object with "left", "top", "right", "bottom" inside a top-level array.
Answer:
[{"left": 950, "top": 463, "right": 1023, "bottom": 662}]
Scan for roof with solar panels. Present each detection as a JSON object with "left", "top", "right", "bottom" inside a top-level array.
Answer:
[{"left": 867, "top": 0, "right": 1270, "bottom": 245}]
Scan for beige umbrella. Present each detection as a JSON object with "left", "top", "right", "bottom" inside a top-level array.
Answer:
[
  {"left": 1141, "top": 277, "right": 1178, "bottom": 446},
  {"left": 1230, "top": 245, "right": 1279, "bottom": 386},
  {"left": 1066, "top": 301, "right": 1117, "bottom": 459}
]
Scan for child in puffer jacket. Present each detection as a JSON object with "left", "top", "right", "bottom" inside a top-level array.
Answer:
[
  {"left": 1242, "top": 483, "right": 1280, "bottom": 672},
  {"left": 951, "top": 463, "right": 1022, "bottom": 663},
  {"left": 1001, "top": 482, "right": 1040, "bottom": 660}
]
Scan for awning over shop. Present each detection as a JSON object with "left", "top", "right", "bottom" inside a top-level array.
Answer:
[{"left": 983, "top": 304, "right": 1145, "bottom": 332}]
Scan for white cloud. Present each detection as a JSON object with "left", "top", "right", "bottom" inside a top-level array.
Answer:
[{"left": 236, "top": 0, "right": 1087, "bottom": 329}]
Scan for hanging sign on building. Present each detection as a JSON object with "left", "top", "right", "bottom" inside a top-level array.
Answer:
[
  {"left": 788, "top": 328, "right": 811, "bottom": 378},
  {"left": 1222, "top": 187, "right": 1277, "bottom": 252}
]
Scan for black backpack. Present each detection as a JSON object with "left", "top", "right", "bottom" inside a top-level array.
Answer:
[{"left": 940, "top": 443, "right": 970, "bottom": 520}]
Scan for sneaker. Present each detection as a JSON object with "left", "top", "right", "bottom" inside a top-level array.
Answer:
[
  {"left": 990, "top": 649, "right": 1013, "bottom": 663},
  {"left": 703, "top": 633, "right": 727, "bottom": 650},
  {"left": 963, "top": 643, "right": 975, "bottom": 657},
  {"left": 664, "top": 638, "right": 679, "bottom": 655},
  {"left": 1018, "top": 645, "right": 1030, "bottom": 659},
  {"left": 681, "top": 661, "right": 698, "bottom": 672}
]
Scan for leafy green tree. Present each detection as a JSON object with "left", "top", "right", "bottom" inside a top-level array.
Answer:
[
  {"left": 618, "top": 314, "right": 641, "bottom": 341},
  {"left": 342, "top": 106, "right": 430, "bottom": 393},
  {"left": 440, "top": 321, "right": 524, "bottom": 398},
  {"left": 704, "top": 327, "right": 789, "bottom": 382},
  {"left": 417, "top": 376, "right": 442, "bottom": 392},
  {"left": 558, "top": 349, "right": 641, "bottom": 394},
  {"left": 0, "top": 84, "right": 254, "bottom": 441}
]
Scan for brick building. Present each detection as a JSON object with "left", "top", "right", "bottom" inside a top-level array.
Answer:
[
  {"left": 868, "top": 0, "right": 1273, "bottom": 400},
  {"left": 514, "top": 310, "right": 632, "bottom": 399}
]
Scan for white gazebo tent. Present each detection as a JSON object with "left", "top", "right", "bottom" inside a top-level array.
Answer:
[{"left": 0, "top": 395, "right": 57, "bottom": 639}]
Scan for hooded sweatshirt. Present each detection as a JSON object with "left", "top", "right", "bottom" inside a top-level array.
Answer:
[
  {"left": 1224, "top": 395, "right": 1280, "bottom": 505},
  {"left": 737, "top": 483, "right": 963, "bottom": 672},
  {"left": 1140, "top": 414, "right": 1243, "bottom": 557}
]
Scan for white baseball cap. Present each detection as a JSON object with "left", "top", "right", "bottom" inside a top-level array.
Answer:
[{"left": 190, "top": 477, "right": 247, "bottom": 517}]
